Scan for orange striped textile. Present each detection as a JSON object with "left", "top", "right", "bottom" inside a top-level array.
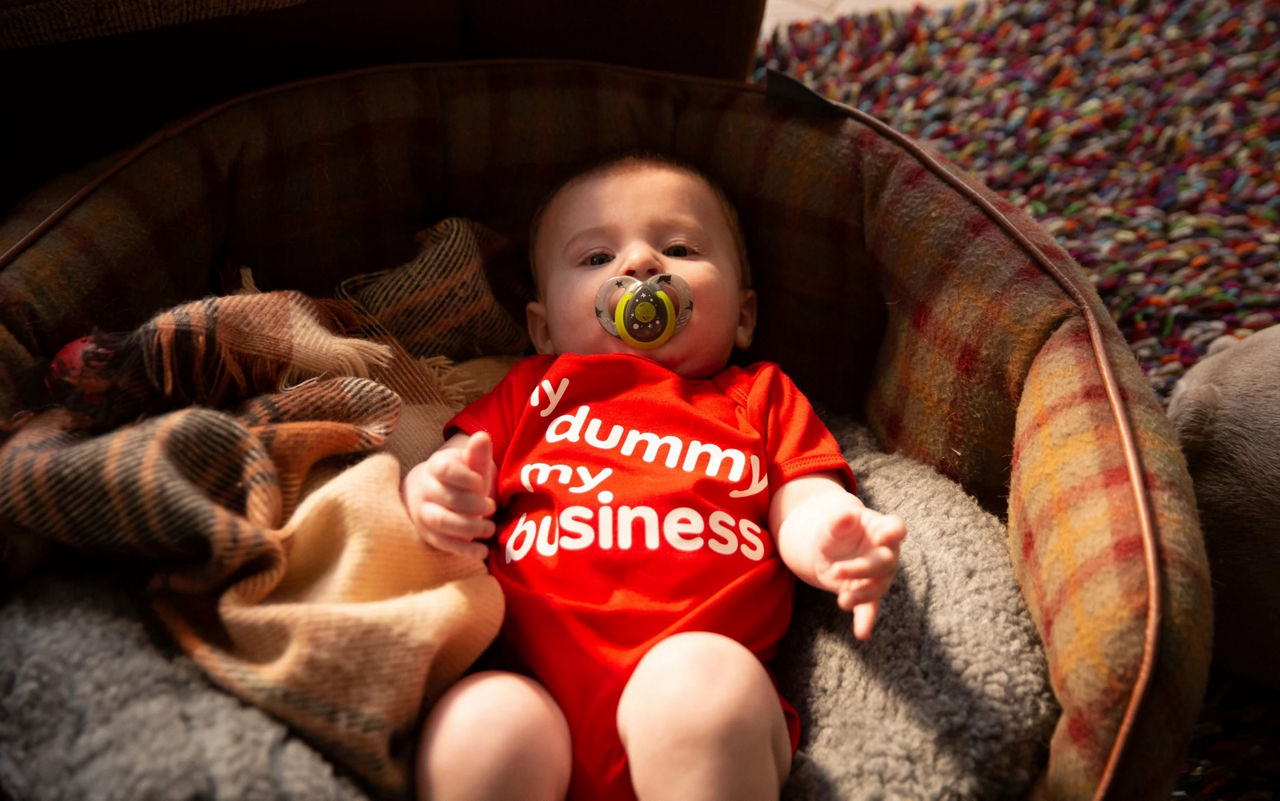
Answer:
[{"left": 0, "top": 289, "right": 503, "bottom": 797}]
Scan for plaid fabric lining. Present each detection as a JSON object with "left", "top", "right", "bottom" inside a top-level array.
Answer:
[
  {"left": 1014, "top": 315, "right": 1212, "bottom": 800},
  {"left": 0, "top": 0, "right": 311, "bottom": 49},
  {"left": 855, "top": 141, "right": 1077, "bottom": 509},
  {"left": 673, "top": 93, "right": 890, "bottom": 407},
  {"left": 0, "top": 60, "right": 1212, "bottom": 800}
]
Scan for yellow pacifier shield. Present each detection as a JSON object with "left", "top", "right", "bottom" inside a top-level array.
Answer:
[
  {"left": 595, "top": 273, "right": 694, "bottom": 350},
  {"left": 615, "top": 286, "right": 677, "bottom": 349}
]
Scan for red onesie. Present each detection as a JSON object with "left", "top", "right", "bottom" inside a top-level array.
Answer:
[{"left": 447, "top": 352, "right": 854, "bottom": 801}]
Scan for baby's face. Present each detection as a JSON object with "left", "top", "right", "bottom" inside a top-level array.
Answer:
[{"left": 527, "top": 164, "right": 756, "bottom": 378}]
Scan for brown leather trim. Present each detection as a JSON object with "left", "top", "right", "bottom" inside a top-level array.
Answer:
[
  {"left": 0, "top": 58, "right": 1163, "bottom": 800},
  {"left": 823, "top": 97, "right": 1162, "bottom": 801}
]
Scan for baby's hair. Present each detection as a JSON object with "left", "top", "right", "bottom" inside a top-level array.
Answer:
[{"left": 527, "top": 152, "right": 752, "bottom": 292}]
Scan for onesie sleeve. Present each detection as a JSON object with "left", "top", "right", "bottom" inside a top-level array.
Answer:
[
  {"left": 445, "top": 354, "right": 556, "bottom": 463},
  {"left": 738, "top": 363, "right": 856, "bottom": 492}
]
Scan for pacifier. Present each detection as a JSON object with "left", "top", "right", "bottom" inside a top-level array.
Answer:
[{"left": 594, "top": 274, "right": 694, "bottom": 350}]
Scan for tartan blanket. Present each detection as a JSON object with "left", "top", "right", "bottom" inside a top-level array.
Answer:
[{"left": 0, "top": 220, "right": 516, "bottom": 798}]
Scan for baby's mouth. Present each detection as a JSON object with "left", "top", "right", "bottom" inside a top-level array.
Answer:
[{"left": 594, "top": 274, "right": 694, "bottom": 350}]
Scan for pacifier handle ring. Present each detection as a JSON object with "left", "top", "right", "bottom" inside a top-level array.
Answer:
[
  {"left": 659, "top": 274, "right": 695, "bottom": 330},
  {"left": 595, "top": 276, "right": 641, "bottom": 336}
]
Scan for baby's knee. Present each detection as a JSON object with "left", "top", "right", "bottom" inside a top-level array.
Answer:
[
  {"left": 617, "top": 632, "right": 791, "bottom": 794},
  {"left": 418, "top": 671, "right": 571, "bottom": 801},
  {"left": 618, "top": 632, "right": 781, "bottom": 742},
  {"left": 432, "top": 671, "right": 566, "bottom": 737}
]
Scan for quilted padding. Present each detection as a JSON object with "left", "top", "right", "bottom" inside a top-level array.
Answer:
[{"left": 0, "top": 60, "right": 1211, "bottom": 800}]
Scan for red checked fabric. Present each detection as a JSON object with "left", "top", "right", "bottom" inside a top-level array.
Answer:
[{"left": 447, "top": 352, "right": 853, "bottom": 801}]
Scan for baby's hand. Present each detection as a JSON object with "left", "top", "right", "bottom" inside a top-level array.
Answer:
[
  {"left": 402, "top": 432, "right": 497, "bottom": 560},
  {"left": 806, "top": 493, "right": 906, "bottom": 641}
]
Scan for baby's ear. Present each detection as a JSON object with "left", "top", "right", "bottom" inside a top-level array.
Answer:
[
  {"left": 526, "top": 301, "right": 555, "bottom": 354},
  {"left": 735, "top": 289, "right": 758, "bottom": 350}
]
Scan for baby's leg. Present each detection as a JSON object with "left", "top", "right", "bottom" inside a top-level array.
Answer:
[
  {"left": 416, "top": 670, "right": 571, "bottom": 801},
  {"left": 616, "top": 632, "right": 792, "bottom": 801}
]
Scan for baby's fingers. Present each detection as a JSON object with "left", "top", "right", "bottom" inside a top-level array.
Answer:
[
  {"left": 431, "top": 479, "right": 496, "bottom": 517},
  {"left": 852, "top": 601, "right": 880, "bottom": 641},
  {"left": 464, "top": 431, "right": 494, "bottom": 473},
  {"left": 836, "top": 574, "right": 894, "bottom": 610},
  {"left": 868, "top": 512, "right": 907, "bottom": 549},
  {"left": 416, "top": 502, "right": 495, "bottom": 543},
  {"left": 425, "top": 534, "right": 490, "bottom": 561},
  {"left": 432, "top": 451, "right": 489, "bottom": 495},
  {"left": 463, "top": 432, "right": 495, "bottom": 494},
  {"left": 827, "top": 545, "right": 899, "bottom": 583}
]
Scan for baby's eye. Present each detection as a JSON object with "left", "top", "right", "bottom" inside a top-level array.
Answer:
[
  {"left": 587, "top": 253, "right": 613, "bottom": 266},
  {"left": 663, "top": 245, "right": 691, "bottom": 257}
]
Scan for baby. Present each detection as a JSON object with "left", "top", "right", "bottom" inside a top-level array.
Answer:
[{"left": 402, "top": 154, "right": 906, "bottom": 801}]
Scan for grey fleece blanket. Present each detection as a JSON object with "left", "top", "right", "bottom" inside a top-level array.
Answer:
[
  {"left": 778, "top": 423, "right": 1058, "bottom": 800},
  {"left": 0, "top": 421, "right": 1056, "bottom": 800}
]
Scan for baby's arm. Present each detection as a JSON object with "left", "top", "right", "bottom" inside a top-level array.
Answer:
[
  {"left": 771, "top": 473, "right": 906, "bottom": 640},
  {"left": 402, "top": 431, "right": 498, "bottom": 560}
]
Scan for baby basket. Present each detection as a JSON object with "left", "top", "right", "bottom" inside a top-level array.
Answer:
[{"left": 0, "top": 24, "right": 1209, "bottom": 801}]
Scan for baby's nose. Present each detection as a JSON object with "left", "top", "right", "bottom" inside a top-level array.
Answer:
[{"left": 620, "top": 247, "right": 663, "bottom": 278}]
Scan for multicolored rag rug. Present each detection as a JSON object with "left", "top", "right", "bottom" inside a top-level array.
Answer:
[
  {"left": 757, "top": 0, "right": 1280, "bottom": 404},
  {"left": 757, "top": 2, "right": 1280, "bottom": 799}
]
